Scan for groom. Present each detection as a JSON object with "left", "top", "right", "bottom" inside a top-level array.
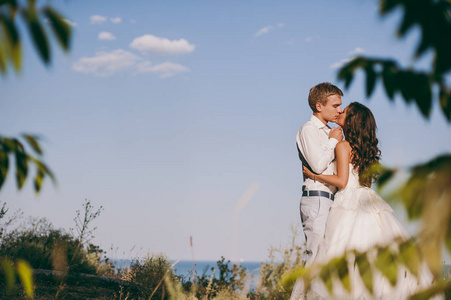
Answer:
[{"left": 296, "top": 82, "right": 343, "bottom": 266}]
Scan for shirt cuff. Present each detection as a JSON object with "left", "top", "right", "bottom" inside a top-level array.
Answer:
[{"left": 328, "top": 138, "right": 339, "bottom": 148}]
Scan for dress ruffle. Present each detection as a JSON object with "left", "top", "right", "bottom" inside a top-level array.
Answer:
[
  {"left": 290, "top": 164, "right": 442, "bottom": 300},
  {"left": 332, "top": 186, "right": 394, "bottom": 214}
]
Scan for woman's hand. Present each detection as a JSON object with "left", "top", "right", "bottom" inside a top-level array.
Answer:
[{"left": 303, "top": 166, "right": 315, "bottom": 179}]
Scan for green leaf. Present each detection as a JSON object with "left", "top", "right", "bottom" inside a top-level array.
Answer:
[
  {"left": 0, "top": 0, "right": 18, "bottom": 8},
  {"left": 0, "top": 13, "right": 21, "bottom": 71},
  {"left": 415, "top": 35, "right": 430, "bottom": 61},
  {"left": 374, "top": 247, "right": 398, "bottom": 286},
  {"left": 381, "top": 61, "right": 398, "bottom": 100},
  {"left": 337, "top": 65, "right": 354, "bottom": 89},
  {"left": 34, "top": 159, "right": 56, "bottom": 183},
  {"left": 280, "top": 265, "right": 311, "bottom": 290},
  {"left": 397, "top": 5, "right": 416, "bottom": 38},
  {"left": 0, "top": 41, "right": 7, "bottom": 73},
  {"left": 1, "top": 257, "right": 16, "bottom": 291},
  {"left": 439, "top": 86, "right": 451, "bottom": 122},
  {"left": 355, "top": 251, "right": 373, "bottom": 294},
  {"left": 13, "top": 139, "right": 28, "bottom": 189},
  {"left": 16, "top": 259, "right": 34, "bottom": 298},
  {"left": 435, "top": 42, "right": 451, "bottom": 76},
  {"left": 399, "top": 154, "right": 451, "bottom": 220},
  {"left": 365, "top": 62, "right": 377, "bottom": 97},
  {"left": 33, "top": 168, "right": 44, "bottom": 193},
  {"left": 399, "top": 239, "right": 420, "bottom": 278},
  {"left": 398, "top": 170, "right": 426, "bottom": 220},
  {"left": 0, "top": 135, "right": 55, "bottom": 193},
  {"left": 0, "top": 142, "right": 9, "bottom": 190},
  {"left": 22, "top": 134, "right": 42, "bottom": 155},
  {"left": 379, "top": 0, "right": 398, "bottom": 15},
  {"left": 447, "top": 212, "right": 451, "bottom": 254},
  {"left": 412, "top": 73, "right": 432, "bottom": 119},
  {"left": 335, "top": 256, "right": 351, "bottom": 293},
  {"left": 22, "top": 4, "right": 50, "bottom": 64},
  {"left": 409, "top": 281, "right": 449, "bottom": 300},
  {"left": 376, "top": 167, "right": 396, "bottom": 190},
  {"left": 28, "top": 156, "right": 56, "bottom": 193},
  {"left": 1, "top": 137, "right": 14, "bottom": 151},
  {"left": 337, "top": 57, "right": 367, "bottom": 89},
  {"left": 43, "top": 6, "right": 71, "bottom": 51},
  {"left": 397, "top": 71, "right": 415, "bottom": 104},
  {"left": 319, "top": 263, "right": 334, "bottom": 295}
]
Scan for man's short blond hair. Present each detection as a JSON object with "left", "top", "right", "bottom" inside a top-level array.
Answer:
[{"left": 308, "top": 82, "right": 343, "bottom": 112}]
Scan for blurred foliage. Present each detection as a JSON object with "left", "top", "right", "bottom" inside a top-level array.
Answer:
[
  {"left": 0, "top": 257, "right": 34, "bottom": 298},
  {"left": 338, "top": 0, "right": 451, "bottom": 121},
  {"left": 1, "top": 1, "right": 73, "bottom": 298},
  {"left": 16, "top": 259, "right": 33, "bottom": 298},
  {"left": 0, "top": 134, "right": 55, "bottom": 193},
  {"left": 282, "top": 237, "right": 451, "bottom": 298},
  {"left": 0, "top": 0, "right": 72, "bottom": 75},
  {"left": 339, "top": 0, "right": 451, "bottom": 285},
  {"left": 382, "top": 154, "right": 451, "bottom": 277}
]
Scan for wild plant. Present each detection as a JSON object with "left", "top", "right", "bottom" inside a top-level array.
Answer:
[
  {"left": 249, "top": 223, "right": 305, "bottom": 300},
  {"left": 127, "top": 253, "right": 177, "bottom": 299}
]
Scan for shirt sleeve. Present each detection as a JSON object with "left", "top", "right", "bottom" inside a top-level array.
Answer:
[{"left": 297, "top": 125, "right": 337, "bottom": 174}]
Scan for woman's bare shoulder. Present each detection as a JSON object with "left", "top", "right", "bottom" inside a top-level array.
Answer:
[
  {"left": 337, "top": 140, "right": 351, "bottom": 147},
  {"left": 336, "top": 140, "right": 352, "bottom": 152}
]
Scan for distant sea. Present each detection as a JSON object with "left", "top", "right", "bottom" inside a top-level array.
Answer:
[
  {"left": 112, "top": 259, "right": 263, "bottom": 280},
  {"left": 112, "top": 259, "right": 451, "bottom": 286}
]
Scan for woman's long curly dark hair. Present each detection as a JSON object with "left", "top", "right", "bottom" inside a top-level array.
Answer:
[{"left": 343, "top": 102, "right": 381, "bottom": 187}]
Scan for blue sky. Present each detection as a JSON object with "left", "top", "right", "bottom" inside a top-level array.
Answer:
[{"left": 1, "top": 0, "right": 450, "bottom": 262}]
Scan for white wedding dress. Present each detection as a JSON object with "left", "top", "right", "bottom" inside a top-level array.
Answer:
[{"left": 291, "top": 164, "right": 442, "bottom": 300}]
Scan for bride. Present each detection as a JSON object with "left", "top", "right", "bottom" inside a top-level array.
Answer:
[{"left": 291, "top": 102, "right": 442, "bottom": 299}]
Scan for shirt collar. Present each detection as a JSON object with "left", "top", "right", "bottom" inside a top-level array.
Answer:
[{"left": 310, "top": 115, "right": 330, "bottom": 129}]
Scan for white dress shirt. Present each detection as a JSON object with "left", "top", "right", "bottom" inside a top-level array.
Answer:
[{"left": 296, "top": 115, "right": 338, "bottom": 194}]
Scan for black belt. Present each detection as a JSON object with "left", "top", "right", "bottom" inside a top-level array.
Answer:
[{"left": 302, "top": 190, "right": 335, "bottom": 201}]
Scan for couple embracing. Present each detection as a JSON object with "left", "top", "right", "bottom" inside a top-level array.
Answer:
[{"left": 290, "top": 83, "right": 441, "bottom": 299}]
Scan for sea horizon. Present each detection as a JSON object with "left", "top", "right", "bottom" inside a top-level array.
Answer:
[{"left": 111, "top": 258, "right": 451, "bottom": 282}]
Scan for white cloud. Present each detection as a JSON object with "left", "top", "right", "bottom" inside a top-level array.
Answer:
[
  {"left": 330, "top": 47, "right": 366, "bottom": 69},
  {"left": 72, "top": 50, "right": 189, "bottom": 78},
  {"left": 130, "top": 34, "right": 195, "bottom": 55},
  {"left": 349, "top": 47, "right": 365, "bottom": 56},
  {"left": 330, "top": 58, "right": 352, "bottom": 69},
  {"left": 130, "top": 19, "right": 137, "bottom": 24},
  {"left": 136, "top": 61, "right": 190, "bottom": 78},
  {"left": 64, "top": 19, "right": 77, "bottom": 27},
  {"left": 98, "top": 31, "right": 116, "bottom": 41},
  {"left": 90, "top": 15, "right": 107, "bottom": 24},
  {"left": 72, "top": 49, "right": 141, "bottom": 76},
  {"left": 254, "top": 23, "right": 285, "bottom": 37},
  {"left": 305, "top": 37, "right": 312, "bottom": 42},
  {"left": 255, "top": 26, "right": 272, "bottom": 37},
  {"left": 110, "top": 17, "right": 122, "bottom": 24}
]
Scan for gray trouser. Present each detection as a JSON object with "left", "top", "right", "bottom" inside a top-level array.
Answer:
[{"left": 300, "top": 195, "right": 333, "bottom": 266}]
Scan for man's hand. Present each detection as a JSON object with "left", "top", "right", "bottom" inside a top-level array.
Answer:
[
  {"left": 329, "top": 126, "right": 343, "bottom": 141},
  {"left": 303, "top": 166, "right": 315, "bottom": 179}
]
